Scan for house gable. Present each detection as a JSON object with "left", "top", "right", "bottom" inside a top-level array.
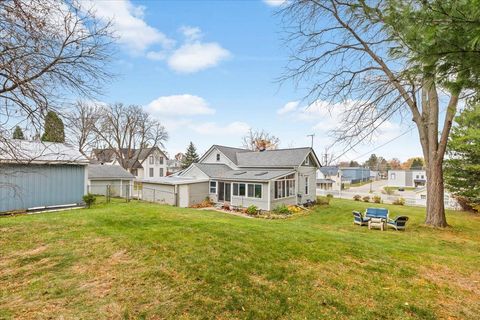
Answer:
[{"left": 198, "top": 146, "right": 239, "bottom": 169}]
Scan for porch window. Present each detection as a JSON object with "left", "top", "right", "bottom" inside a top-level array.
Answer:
[
  {"left": 210, "top": 181, "right": 217, "bottom": 193},
  {"left": 246, "top": 184, "right": 262, "bottom": 198},
  {"left": 274, "top": 175, "right": 295, "bottom": 199},
  {"left": 233, "top": 183, "right": 246, "bottom": 196}
]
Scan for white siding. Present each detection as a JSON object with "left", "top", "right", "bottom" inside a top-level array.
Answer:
[{"left": 142, "top": 183, "right": 176, "bottom": 205}]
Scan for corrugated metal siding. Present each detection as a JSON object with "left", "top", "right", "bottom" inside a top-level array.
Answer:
[{"left": 0, "top": 164, "right": 85, "bottom": 212}]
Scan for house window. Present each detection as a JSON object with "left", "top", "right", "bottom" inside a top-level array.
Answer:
[
  {"left": 149, "top": 168, "right": 154, "bottom": 177},
  {"left": 247, "top": 184, "right": 254, "bottom": 197},
  {"left": 131, "top": 169, "right": 138, "bottom": 176},
  {"left": 421, "top": 195, "right": 427, "bottom": 200},
  {"left": 160, "top": 156, "right": 164, "bottom": 165},
  {"left": 421, "top": 175, "right": 425, "bottom": 179},
  {"left": 149, "top": 155, "right": 154, "bottom": 165},
  {"left": 216, "top": 153, "right": 220, "bottom": 161},
  {"left": 233, "top": 183, "right": 246, "bottom": 196},
  {"left": 274, "top": 175, "right": 295, "bottom": 199},
  {"left": 159, "top": 168, "right": 164, "bottom": 176},
  {"left": 390, "top": 173, "right": 396, "bottom": 180},
  {"left": 210, "top": 181, "right": 217, "bottom": 194},
  {"left": 305, "top": 176, "right": 309, "bottom": 195},
  {"left": 254, "top": 184, "right": 262, "bottom": 198},
  {"left": 304, "top": 157, "right": 310, "bottom": 165}
]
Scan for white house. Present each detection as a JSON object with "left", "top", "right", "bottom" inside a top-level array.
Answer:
[
  {"left": 388, "top": 169, "right": 426, "bottom": 188},
  {"left": 140, "top": 145, "right": 320, "bottom": 210},
  {"left": 317, "top": 166, "right": 342, "bottom": 191},
  {"left": 92, "top": 147, "right": 168, "bottom": 180}
]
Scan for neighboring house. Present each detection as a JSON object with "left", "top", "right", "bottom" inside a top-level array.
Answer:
[
  {"left": 316, "top": 166, "right": 342, "bottom": 191},
  {"left": 340, "top": 167, "right": 371, "bottom": 184},
  {"left": 87, "top": 164, "right": 134, "bottom": 197},
  {"left": 141, "top": 145, "right": 320, "bottom": 210},
  {"left": 388, "top": 169, "right": 426, "bottom": 188},
  {"left": 0, "top": 140, "right": 88, "bottom": 213},
  {"left": 167, "top": 158, "right": 183, "bottom": 175},
  {"left": 414, "top": 188, "right": 460, "bottom": 210},
  {"left": 92, "top": 147, "right": 168, "bottom": 180}
]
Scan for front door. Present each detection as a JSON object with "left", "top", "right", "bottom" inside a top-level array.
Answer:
[
  {"left": 224, "top": 183, "right": 231, "bottom": 202},
  {"left": 217, "top": 182, "right": 231, "bottom": 202}
]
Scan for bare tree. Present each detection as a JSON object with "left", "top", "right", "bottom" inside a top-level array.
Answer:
[
  {"left": 65, "top": 101, "right": 102, "bottom": 159},
  {"left": 280, "top": 1, "right": 479, "bottom": 227},
  {"left": 94, "top": 103, "right": 168, "bottom": 172},
  {"left": 242, "top": 129, "right": 280, "bottom": 151},
  {"left": 0, "top": 0, "right": 114, "bottom": 149}
]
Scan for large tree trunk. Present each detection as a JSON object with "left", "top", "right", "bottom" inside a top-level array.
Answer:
[{"left": 425, "top": 158, "right": 448, "bottom": 227}]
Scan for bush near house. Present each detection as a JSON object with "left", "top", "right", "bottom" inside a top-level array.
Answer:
[
  {"left": 190, "top": 197, "right": 214, "bottom": 208},
  {"left": 372, "top": 195, "right": 382, "bottom": 203},
  {"left": 273, "top": 204, "right": 291, "bottom": 215},
  {"left": 326, "top": 194, "right": 334, "bottom": 199},
  {"left": 353, "top": 195, "right": 361, "bottom": 201},
  {"left": 246, "top": 205, "right": 259, "bottom": 215},
  {"left": 316, "top": 196, "right": 330, "bottom": 205},
  {"left": 393, "top": 197, "right": 406, "bottom": 205},
  {"left": 362, "top": 196, "right": 370, "bottom": 203}
]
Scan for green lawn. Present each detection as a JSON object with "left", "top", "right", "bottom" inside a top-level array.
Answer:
[{"left": 1, "top": 199, "right": 479, "bottom": 319}]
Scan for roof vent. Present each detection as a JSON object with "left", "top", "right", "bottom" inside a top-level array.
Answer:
[
  {"left": 233, "top": 171, "right": 247, "bottom": 175},
  {"left": 254, "top": 172, "right": 268, "bottom": 176}
]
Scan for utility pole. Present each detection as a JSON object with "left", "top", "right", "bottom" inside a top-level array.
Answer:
[{"left": 307, "top": 133, "right": 315, "bottom": 148}]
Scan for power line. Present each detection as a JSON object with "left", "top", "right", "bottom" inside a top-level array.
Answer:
[{"left": 330, "top": 127, "right": 414, "bottom": 164}]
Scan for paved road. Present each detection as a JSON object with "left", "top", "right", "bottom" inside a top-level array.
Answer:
[{"left": 347, "top": 180, "right": 388, "bottom": 194}]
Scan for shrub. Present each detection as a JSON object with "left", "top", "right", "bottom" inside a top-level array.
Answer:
[
  {"left": 392, "top": 197, "right": 405, "bottom": 205},
  {"left": 353, "top": 195, "right": 361, "bottom": 201},
  {"left": 372, "top": 195, "right": 381, "bottom": 203},
  {"left": 316, "top": 196, "right": 330, "bottom": 205},
  {"left": 384, "top": 187, "right": 395, "bottom": 195},
  {"left": 246, "top": 205, "right": 259, "bottom": 215},
  {"left": 326, "top": 194, "right": 334, "bottom": 199},
  {"left": 83, "top": 193, "right": 96, "bottom": 208},
  {"left": 362, "top": 196, "right": 370, "bottom": 202},
  {"left": 273, "top": 204, "right": 291, "bottom": 215}
]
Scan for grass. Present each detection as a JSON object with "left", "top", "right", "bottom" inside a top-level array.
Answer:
[
  {"left": 346, "top": 180, "right": 372, "bottom": 188},
  {"left": 1, "top": 199, "right": 480, "bottom": 319},
  {"left": 384, "top": 186, "right": 417, "bottom": 192}
]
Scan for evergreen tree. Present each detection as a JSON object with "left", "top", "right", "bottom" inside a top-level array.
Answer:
[
  {"left": 365, "top": 154, "right": 378, "bottom": 170},
  {"left": 12, "top": 126, "right": 25, "bottom": 140},
  {"left": 410, "top": 158, "right": 424, "bottom": 170},
  {"left": 41, "top": 111, "right": 65, "bottom": 143},
  {"left": 181, "top": 142, "right": 199, "bottom": 169},
  {"left": 444, "top": 104, "right": 480, "bottom": 212}
]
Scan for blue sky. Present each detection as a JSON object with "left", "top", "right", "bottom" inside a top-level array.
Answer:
[{"left": 85, "top": 0, "right": 423, "bottom": 162}]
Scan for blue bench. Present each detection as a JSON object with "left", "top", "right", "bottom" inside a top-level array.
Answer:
[{"left": 365, "top": 207, "right": 389, "bottom": 219}]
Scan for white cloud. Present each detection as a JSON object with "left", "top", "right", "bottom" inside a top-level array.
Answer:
[
  {"left": 179, "top": 26, "right": 202, "bottom": 41},
  {"left": 145, "top": 50, "right": 167, "bottom": 61},
  {"left": 80, "top": 0, "right": 174, "bottom": 54},
  {"left": 263, "top": 0, "right": 288, "bottom": 7},
  {"left": 168, "top": 42, "right": 231, "bottom": 73},
  {"left": 191, "top": 121, "right": 250, "bottom": 136},
  {"left": 277, "top": 101, "right": 300, "bottom": 115},
  {"left": 147, "top": 94, "right": 215, "bottom": 116}
]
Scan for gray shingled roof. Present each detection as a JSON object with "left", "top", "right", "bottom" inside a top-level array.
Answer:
[
  {"left": 212, "top": 145, "right": 249, "bottom": 164},
  {"left": 88, "top": 165, "right": 134, "bottom": 180},
  {"left": 320, "top": 166, "right": 339, "bottom": 176},
  {"left": 211, "top": 169, "right": 295, "bottom": 181},
  {"left": 236, "top": 147, "right": 312, "bottom": 167},
  {"left": 194, "top": 163, "right": 233, "bottom": 177},
  {"left": 193, "top": 163, "right": 295, "bottom": 181}
]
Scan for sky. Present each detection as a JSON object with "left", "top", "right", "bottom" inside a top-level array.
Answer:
[{"left": 82, "top": 0, "right": 424, "bottom": 162}]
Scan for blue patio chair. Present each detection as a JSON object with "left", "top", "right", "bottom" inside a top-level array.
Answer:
[
  {"left": 387, "top": 216, "right": 409, "bottom": 231},
  {"left": 352, "top": 211, "right": 369, "bottom": 226}
]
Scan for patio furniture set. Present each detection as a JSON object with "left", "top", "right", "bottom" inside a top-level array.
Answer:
[{"left": 352, "top": 207, "right": 409, "bottom": 231}]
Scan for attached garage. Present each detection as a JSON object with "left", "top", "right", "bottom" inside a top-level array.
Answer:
[
  {"left": 0, "top": 140, "right": 88, "bottom": 213},
  {"left": 141, "top": 176, "right": 209, "bottom": 207}
]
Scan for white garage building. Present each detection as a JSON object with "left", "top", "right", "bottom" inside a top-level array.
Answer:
[{"left": 141, "top": 176, "right": 209, "bottom": 207}]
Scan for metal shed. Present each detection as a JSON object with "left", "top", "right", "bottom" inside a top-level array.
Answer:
[{"left": 0, "top": 140, "right": 88, "bottom": 212}]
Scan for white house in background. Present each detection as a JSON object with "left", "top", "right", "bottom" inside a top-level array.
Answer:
[
  {"left": 415, "top": 188, "right": 460, "bottom": 210},
  {"left": 92, "top": 147, "right": 168, "bottom": 180},
  {"left": 388, "top": 169, "right": 426, "bottom": 188},
  {"left": 317, "top": 166, "right": 342, "bottom": 191},
  {"left": 140, "top": 145, "right": 320, "bottom": 210}
]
